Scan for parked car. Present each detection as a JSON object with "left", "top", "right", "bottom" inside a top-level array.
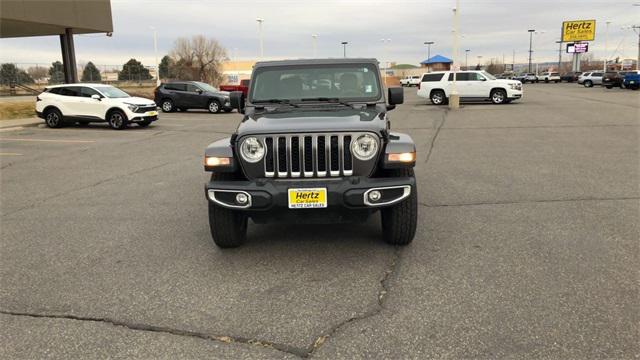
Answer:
[
  {"left": 603, "top": 71, "right": 629, "bottom": 89},
  {"left": 577, "top": 72, "right": 603, "bottom": 87},
  {"left": 496, "top": 72, "right": 516, "bottom": 80},
  {"left": 623, "top": 70, "right": 640, "bottom": 90},
  {"left": 219, "top": 79, "right": 250, "bottom": 97},
  {"left": 539, "top": 72, "right": 561, "bottom": 83},
  {"left": 154, "top": 81, "right": 232, "bottom": 113},
  {"left": 203, "top": 58, "right": 416, "bottom": 248},
  {"left": 560, "top": 72, "right": 581, "bottom": 82},
  {"left": 36, "top": 83, "right": 158, "bottom": 130},
  {"left": 400, "top": 75, "right": 421, "bottom": 87},
  {"left": 514, "top": 73, "right": 538, "bottom": 83},
  {"left": 416, "top": 70, "right": 523, "bottom": 105}
]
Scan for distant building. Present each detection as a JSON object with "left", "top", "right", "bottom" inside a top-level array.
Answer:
[
  {"left": 221, "top": 60, "right": 256, "bottom": 84},
  {"left": 420, "top": 55, "right": 453, "bottom": 72}
]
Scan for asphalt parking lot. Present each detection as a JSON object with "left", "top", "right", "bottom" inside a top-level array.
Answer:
[{"left": 1, "top": 83, "right": 638, "bottom": 359}]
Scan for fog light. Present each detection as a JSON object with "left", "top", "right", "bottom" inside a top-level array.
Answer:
[
  {"left": 235, "top": 193, "right": 249, "bottom": 205},
  {"left": 368, "top": 190, "right": 381, "bottom": 202},
  {"left": 204, "top": 156, "right": 231, "bottom": 167}
]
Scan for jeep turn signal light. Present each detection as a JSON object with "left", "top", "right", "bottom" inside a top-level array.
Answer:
[
  {"left": 204, "top": 156, "right": 231, "bottom": 167},
  {"left": 388, "top": 152, "right": 416, "bottom": 163}
]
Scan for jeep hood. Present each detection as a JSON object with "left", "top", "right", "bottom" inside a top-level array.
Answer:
[{"left": 237, "top": 108, "right": 385, "bottom": 135}]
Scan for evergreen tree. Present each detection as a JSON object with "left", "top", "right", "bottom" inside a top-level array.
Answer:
[
  {"left": 118, "top": 58, "right": 152, "bottom": 81},
  {"left": 81, "top": 61, "right": 102, "bottom": 82},
  {"left": 48, "top": 61, "right": 65, "bottom": 84},
  {"left": 0, "top": 63, "right": 34, "bottom": 85},
  {"left": 159, "top": 55, "right": 173, "bottom": 79}
]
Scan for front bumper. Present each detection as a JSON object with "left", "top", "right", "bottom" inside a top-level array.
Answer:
[{"left": 205, "top": 176, "right": 415, "bottom": 212}]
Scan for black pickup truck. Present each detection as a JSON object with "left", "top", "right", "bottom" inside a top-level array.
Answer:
[{"left": 203, "top": 58, "right": 417, "bottom": 248}]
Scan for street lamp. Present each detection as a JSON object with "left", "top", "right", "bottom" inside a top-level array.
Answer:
[
  {"left": 528, "top": 29, "right": 535, "bottom": 73},
  {"left": 604, "top": 21, "right": 611, "bottom": 72},
  {"left": 150, "top": 26, "right": 159, "bottom": 86},
  {"left": 312, "top": 34, "right": 318, "bottom": 58},
  {"left": 465, "top": 49, "right": 470, "bottom": 70},
  {"left": 341, "top": 41, "right": 348, "bottom": 58},
  {"left": 381, "top": 38, "right": 391, "bottom": 86},
  {"left": 424, "top": 41, "right": 434, "bottom": 60},
  {"left": 256, "top": 18, "right": 264, "bottom": 59},
  {"left": 424, "top": 41, "right": 434, "bottom": 72}
]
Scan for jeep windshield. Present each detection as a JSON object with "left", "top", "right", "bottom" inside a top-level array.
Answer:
[{"left": 250, "top": 63, "right": 382, "bottom": 104}]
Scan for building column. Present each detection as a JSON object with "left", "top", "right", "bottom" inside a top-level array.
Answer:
[{"left": 59, "top": 28, "right": 78, "bottom": 83}]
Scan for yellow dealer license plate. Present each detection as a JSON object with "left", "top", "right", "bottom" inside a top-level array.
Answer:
[
  {"left": 146, "top": 111, "right": 158, "bottom": 116},
  {"left": 288, "top": 188, "right": 327, "bottom": 209}
]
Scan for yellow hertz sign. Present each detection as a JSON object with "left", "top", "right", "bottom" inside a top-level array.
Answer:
[{"left": 562, "top": 20, "right": 596, "bottom": 42}]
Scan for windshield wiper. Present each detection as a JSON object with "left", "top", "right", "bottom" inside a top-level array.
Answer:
[
  {"left": 300, "top": 97, "right": 357, "bottom": 108},
  {"left": 253, "top": 99, "right": 299, "bottom": 108}
]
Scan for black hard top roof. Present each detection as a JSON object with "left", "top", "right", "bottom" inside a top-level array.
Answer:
[{"left": 254, "top": 58, "right": 379, "bottom": 68}]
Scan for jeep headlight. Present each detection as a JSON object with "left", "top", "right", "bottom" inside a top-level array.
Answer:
[
  {"left": 239, "top": 137, "right": 265, "bottom": 163},
  {"left": 351, "top": 134, "right": 379, "bottom": 161}
]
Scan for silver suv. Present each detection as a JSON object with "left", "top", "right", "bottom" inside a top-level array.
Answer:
[{"left": 577, "top": 72, "right": 603, "bottom": 87}]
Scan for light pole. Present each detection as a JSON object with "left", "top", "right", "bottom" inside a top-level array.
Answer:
[
  {"left": 381, "top": 38, "right": 391, "bottom": 86},
  {"left": 256, "top": 18, "right": 264, "bottom": 59},
  {"left": 465, "top": 49, "right": 470, "bottom": 70},
  {"left": 604, "top": 21, "right": 611, "bottom": 72},
  {"left": 528, "top": 29, "right": 535, "bottom": 73},
  {"left": 556, "top": 40, "right": 562, "bottom": 73},
  {"left": 150, "top": 26, "right": 159, "bottom": 86},
  {"left": 312, "top": 34, "right": 318, "bottom": 58},
  {"left": 634, "top": 25, "right": 640, "bottom": 70},
  {"left": 233, "top": 47, "right": 239, "bottom": 84},
  {"left": 424, "top": 41, "right": 434, "bottom": 72},
  {"left": 450, "top": 0, "right": 460, "bottom": 110},
  {"left": 341, "top": 41, "right": 348, "bottom": 58}
]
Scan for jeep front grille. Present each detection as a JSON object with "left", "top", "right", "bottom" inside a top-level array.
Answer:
[{"left": 260, "top": 133, "right": 355, "bottom": 178}]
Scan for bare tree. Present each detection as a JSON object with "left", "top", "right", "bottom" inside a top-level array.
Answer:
[
  {"left": 27, "top": 66, "right": 48, "bottom": 81},
  {"left": 170, "top": 35, "right": 228, "bottom": 85}
]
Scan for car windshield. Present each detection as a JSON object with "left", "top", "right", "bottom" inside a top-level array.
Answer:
[
  {"left": 481, "top": 71, "right": 496, "bottom": 80},
  {"left": 250, "top": 63, "right": 382, "bottom": 103},
  {"left": 195, "top": 82, "right": 219, "bottom": 92},
  {"left": 94, "top": 86, "right": 130, "bottom": 98}
]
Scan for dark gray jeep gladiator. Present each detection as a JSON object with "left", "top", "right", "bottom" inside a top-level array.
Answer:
[{"left": 203, "top": 58, "right": 417, "bottom": 248}]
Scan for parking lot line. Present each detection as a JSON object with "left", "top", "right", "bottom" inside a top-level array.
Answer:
[
  {"left": 0, "top": 152, "right": 24, "bottom": 156},
  {"left": 0, "top": 138, "right": 96, "bottom": 144},
  {"left": 0, "top": 127, "right": 25, "bottom": 132}
]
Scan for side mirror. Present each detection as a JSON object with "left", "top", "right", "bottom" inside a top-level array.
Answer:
[
  {"left": 480, "top": 77, "right": 487, "bottom": 81},
  {"left": 387, "top": 87, "right": 404, "bottom": 110},
  {"left": 196, "top": 89, "right": 203, "bottom": 94},
  {"left": 91, "top": 94, "right": 101, "bottom": 101},
  {"left": 230, "top": 91, "right": 245, "bottom": 114}
]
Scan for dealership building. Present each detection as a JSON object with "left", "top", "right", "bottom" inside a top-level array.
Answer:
[{"left": 0, "top": 0, "right": 114, "bottom": 83}]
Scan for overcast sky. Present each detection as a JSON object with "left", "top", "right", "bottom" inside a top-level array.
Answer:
[{"left": 1, "top": 0, "right": 638, "bottom": 68}]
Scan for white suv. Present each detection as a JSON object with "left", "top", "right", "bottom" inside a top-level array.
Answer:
[
  {"left": 539, "top": 72, "right": 561, "bottom": 83},
  {"left": 400, "top": 75, "right": 421, "bottom": 87},
  {"left": 36, "top": 84, "right": 158, "bottom": 130},
  {"left": 417, "top": 71, "right": 523, "bottom": 105}
]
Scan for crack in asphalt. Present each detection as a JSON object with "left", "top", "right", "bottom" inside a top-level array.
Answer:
[
  {"left": 305, "top": 246, "right": 402, "bottom": 358},
  {"left": 419, "top": 196, "right": 640, "bottom": 208},
  {"left": 423, "top": 109, "right": 448, "bottom": 166},
  {"left": 0, "top": 310, "right": 306, "bottom": 358}
]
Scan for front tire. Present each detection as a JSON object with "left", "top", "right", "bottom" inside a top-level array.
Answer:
[
  {"left": 430, "top": 90, "right": 446, "bottom": 105},
  {"left": 208, "top": 173, "right": 248, "bottom": 248},
  {"left": 107, "top": 110, "right": 128, "bottom": 130},
  {"left": 44, "top": 108, "right": 63, "bottom": 128},
  {"left": 584, "top": 80, "right": 593, "bottom": 88},
  {"left": 605, "top": 85, "right": 613, "bottom": 89},
  {"left": 208, "top": 100, "right": 221, "bottom": 113},
  {"left": 490, "top": 89, "right": 507, "bottom": 104},
  {"left": 161, "top": 99, "right": 174, "bottom": 112},
  {"left": 381, "top": 168, "right": 417, "bottom": 246}
]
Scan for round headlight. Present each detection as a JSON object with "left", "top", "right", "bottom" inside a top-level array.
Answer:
[
  {"left": 239, "top": 137, "right": 265, "bottom": 163},
  {"left": 351, "top": 134, "right": 379, "bottom": 161}
]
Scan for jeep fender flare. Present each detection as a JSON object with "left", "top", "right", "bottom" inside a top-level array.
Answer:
[
  {"left": 204, "top": 137, "right": 238, "bottom": 172},
  {"left": 381, "top": 132, "right": 416, "bottom": 169}
]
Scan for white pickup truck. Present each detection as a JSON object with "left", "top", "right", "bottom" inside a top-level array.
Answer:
[{"left": 400, "top": 75, "right": 421, "bottom": 87}]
